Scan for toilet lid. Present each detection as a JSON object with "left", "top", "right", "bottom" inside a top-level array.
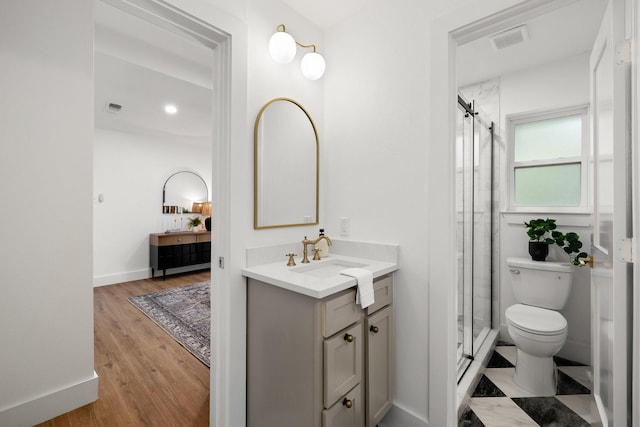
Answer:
[{"left": 506, "top": 304, "right": 567, "bottom": 335}]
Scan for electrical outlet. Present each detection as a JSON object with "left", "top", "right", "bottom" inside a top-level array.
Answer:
[{"left": 340, "top": 217, "right": 350, "bottom": 235}]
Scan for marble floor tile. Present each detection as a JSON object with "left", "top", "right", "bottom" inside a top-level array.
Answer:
[
  {"left": 558, "top": 366, "right": 593, "bottom": 390},
  {"left": 512, "top": 396, "right": 589, "bottom": 427},
  {"left": 557, "top": 371, "right": 591, "bottom": 395},
  {"left": 555, "top": 395, "right": 600, "bottom": 424},
  {"left": 459, "top": 405, "right": 486, "bottom": 427},
  {"left": 469, "top": 397, "right": 538, "bottom": 427},
  {"left": 495, "top": 346, "right": 517, "bottom": 365},
  {"left": 487, "top": 350, "right": 514, "bottom": 368},
  {"left": 472, "top": 375, "right": 507, "bottom": 397},
  {"left": 483, "top": 368, "right": 537, "bottom": 398},
  {"left": 459, "top": 348, "right": 602, "bottom": 427}
]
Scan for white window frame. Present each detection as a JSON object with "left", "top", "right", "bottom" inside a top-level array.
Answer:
[{"left": 506, "top": 105, "right": 590, "bottom": 213}]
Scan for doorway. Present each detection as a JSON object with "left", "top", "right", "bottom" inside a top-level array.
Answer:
[
  {"left": 428, "top": 0, "right": 618, "bottom": 425},
  {"left": 92, "top": 1, "right": 235, "bottom": 426}
]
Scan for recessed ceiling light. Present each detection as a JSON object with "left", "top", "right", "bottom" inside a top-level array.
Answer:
[{"left": 164, "top": 104, "right": 178, "bottom": 115}]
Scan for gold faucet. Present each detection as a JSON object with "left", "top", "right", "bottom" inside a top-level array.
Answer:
[{"left": 301, "top": 235, "right": 333, "bottom": 263}]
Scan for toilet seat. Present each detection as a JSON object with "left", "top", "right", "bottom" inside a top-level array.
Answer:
[{"left": 505, "top": 304, "right": 567, "bottom": 336}]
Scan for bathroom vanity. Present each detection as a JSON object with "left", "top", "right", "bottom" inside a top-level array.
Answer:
[{"left": 243, "top": 246, "right": 398, "bottom": 427}]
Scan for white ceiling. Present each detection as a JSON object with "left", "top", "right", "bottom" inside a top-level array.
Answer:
[
  {"left": 94, "top": 1, "right": 213, "bottom": 140},
  {"left": 95, "top": 0, "right": 606, "bottom": 138},
  {"left": 458, "top": 0, "right": 607, "bottom": 86},
  {"left": 280, "top": 0, "right": 368, "bottom": 30}
]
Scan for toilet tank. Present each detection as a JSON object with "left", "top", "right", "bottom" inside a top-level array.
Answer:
[{"left": 507, "top": 257, "right": 575, "bottom": 310}]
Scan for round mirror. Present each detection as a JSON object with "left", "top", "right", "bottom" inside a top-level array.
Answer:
[
  {"left": 162, "top": 171, "right": 208, "bottom": 213},
  {"left": 254, "top": 98, "right": 319, "bottom": 229}
]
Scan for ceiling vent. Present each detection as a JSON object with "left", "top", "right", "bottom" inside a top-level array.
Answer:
[
  {"left": 489, "top": 25, "right": 529, "bottom": 51},
  {"left": 104, "top": 102, "right": 123, "bottom": 114}
]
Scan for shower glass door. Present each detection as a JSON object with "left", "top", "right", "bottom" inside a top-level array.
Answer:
[
  {"left": 456, "top": 96, "right": 493, "bottom": 381},
  {"left": 456, "top": 102, "right": 473, "bottom": 371}
]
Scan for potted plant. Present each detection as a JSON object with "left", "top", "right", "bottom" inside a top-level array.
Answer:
[
  {"left": 524, "top": 218, "right": 556, "bottom": 261},
  {"left": 524, "top": 218, "right": 589, "bottom": 265},
  {"left": 550, "top": 230, "right": 589, "bottom": 266},
  {"left": 187, "top": 216, "right": 202, "bottom": 231}
]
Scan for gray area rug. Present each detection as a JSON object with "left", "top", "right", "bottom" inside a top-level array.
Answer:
[{"left": 128, "top": 281, "right": 211, "bottom": 367}]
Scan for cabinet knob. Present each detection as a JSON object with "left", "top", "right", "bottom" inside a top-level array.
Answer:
[
  {"left": 370, "top": 325, "right": 379, "bottom": 333},
  {"left": 342, "top": 398, "right": 353, "bottom": 409},
  {"left": 343, "top": 333, "right": 354, "bottom": 343}
]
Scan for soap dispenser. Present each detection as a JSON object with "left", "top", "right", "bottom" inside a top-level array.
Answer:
[{"left": 316, "top": 229, "right": 330, "bottom": 258}]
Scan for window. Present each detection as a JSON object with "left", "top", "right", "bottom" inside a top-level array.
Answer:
[{"left": 508, "top": 106, "right": 588, "bottom": 211}]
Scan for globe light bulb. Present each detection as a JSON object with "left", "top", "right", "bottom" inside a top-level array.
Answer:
[
  {"left": 300, "top": 52, "right": 326, "bottom": 80},
  {"left": 269, "top": 31, "right": 296, "bottom": 64}
]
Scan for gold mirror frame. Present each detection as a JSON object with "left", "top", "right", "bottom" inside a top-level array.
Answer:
[{"left": 254, "top": 97, "right": 319, "bottom": 229}]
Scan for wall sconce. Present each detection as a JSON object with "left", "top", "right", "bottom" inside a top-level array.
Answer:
[{"left": 268, "top": 24, "right": 326, "bottom": 80}]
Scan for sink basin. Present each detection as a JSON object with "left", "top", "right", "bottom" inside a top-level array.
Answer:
[{"left": 292, "top": 259, "right": 367, "bottom": 278}]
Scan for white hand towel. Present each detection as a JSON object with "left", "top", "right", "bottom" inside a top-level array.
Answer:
[{"left": 340, "top": 267, "right": 375, "bottom": 309}]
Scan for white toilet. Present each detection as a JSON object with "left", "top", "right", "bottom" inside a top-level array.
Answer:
[{"left": 505, "top": 257, "right": 574, "bottom": 396}]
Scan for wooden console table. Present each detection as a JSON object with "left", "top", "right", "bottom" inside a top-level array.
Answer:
[{"left": 149, "top": 231, "right": 211, "bottom": 279}]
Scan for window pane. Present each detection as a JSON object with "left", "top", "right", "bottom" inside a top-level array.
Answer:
[
  {"left": 514, "top": 163, "right": 581, "bottom": 205},
  {"left": 514, "top": 114, "right": 582, "bottom": 162}
]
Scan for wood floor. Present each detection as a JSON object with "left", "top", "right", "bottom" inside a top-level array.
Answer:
[{"left": 36, "top": 271, "right": 211, "bottom": 427}]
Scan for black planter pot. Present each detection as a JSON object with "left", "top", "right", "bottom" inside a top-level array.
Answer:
[
  {"left": 205, "top": 217, "right": 212, "bottom": 232},
  {"left": 528, "top": 241, "right": 549, "bottom": 261}
]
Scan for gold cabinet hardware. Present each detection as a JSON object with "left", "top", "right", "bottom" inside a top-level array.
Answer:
[
  {"left": 286, "top": 253, "right": 297, "bottom": 266},
  {"left": 370, "top": 325, "right": 379, "bottom": 333},
  {"left": 344, "top": 333, "right": 354, "bottom": 343},
  {"left": 342, "top": 398, "right": 353, "bottom": 409},
  {"left": 580, "top": 255, "right": 595, "bottom": 268}
]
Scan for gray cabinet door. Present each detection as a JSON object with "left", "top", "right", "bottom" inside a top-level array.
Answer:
[
  {"left": 324, "top": 322, "right": 363, "bottom": 408},
  {"left": 322, "top": 384, "right": 364, "bottom": 427},
  {"left": 366, "top": 305, "right": 394, "bottom": 427}
]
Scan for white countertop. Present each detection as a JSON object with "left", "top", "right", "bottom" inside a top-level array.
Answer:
[{"left": 241, "top": 253, "right": 398, "bottom": 299}]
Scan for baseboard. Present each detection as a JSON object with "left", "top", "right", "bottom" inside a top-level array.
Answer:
[
  {"left": 378, "top": 403, "right": 428, "bottom": 427},
  {"left": 559, "top": 338, "right": 590, "bottom": 365},
  {"left": 0, "top": 371, "right": 98, "bottom": 427},
  {"left": 94, "top": 264, "right": 212, "bottom": 287},
  {"left": 93, "top": 269, "right": 150, "bottom": 287}
]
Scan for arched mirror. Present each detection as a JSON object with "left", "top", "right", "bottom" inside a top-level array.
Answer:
[
  {"left": 254, "top": 98, "right": 319, "bottom": 229},
  {"left": 162, "top": 170, "right": 208, "bottom": 213}
]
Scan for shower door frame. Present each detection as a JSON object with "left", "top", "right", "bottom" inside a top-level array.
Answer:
[{"left": 456, "top": 95, "right": 494, "bottom": 382}]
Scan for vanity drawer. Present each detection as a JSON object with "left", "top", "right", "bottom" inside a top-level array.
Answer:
[
  {"left": 322, "top": 384, "right": 364, "bottom": 427},
  {"left": 322, "top": 289, "right": 361, "bottom": 338},
  {"left": 324, "top": 322, "right": 363, "bottom": 408},
  {"left": 366, "top": 274, "right": 393, "bottom": 315},
  {"left": 154, "top": 234, "right": 197, "bottom": 246}
]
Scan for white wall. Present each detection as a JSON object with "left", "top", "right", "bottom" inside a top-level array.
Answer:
[
  {"left": 497, "top": 53, "right": 592, "bottom": 364},
  {"left": 93, "top": 128, "right": 212, "bottom": 285},
  {"left": 4, "top": 1, "right": 594, "bottom": 426},
  {"left": 0, "top": 1, "right": 98, "bottom": 425},
  {"left": 323, "top": 1, "right": 469, "bottom": 425}
]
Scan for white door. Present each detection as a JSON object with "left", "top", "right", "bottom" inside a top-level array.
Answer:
[{"left": 589, "top": 0, "right": 632, "bottom": 425}]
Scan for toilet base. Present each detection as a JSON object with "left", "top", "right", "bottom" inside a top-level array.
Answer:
[{"left": 513, "top": 349, "right": 557, "bottom": 396}]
